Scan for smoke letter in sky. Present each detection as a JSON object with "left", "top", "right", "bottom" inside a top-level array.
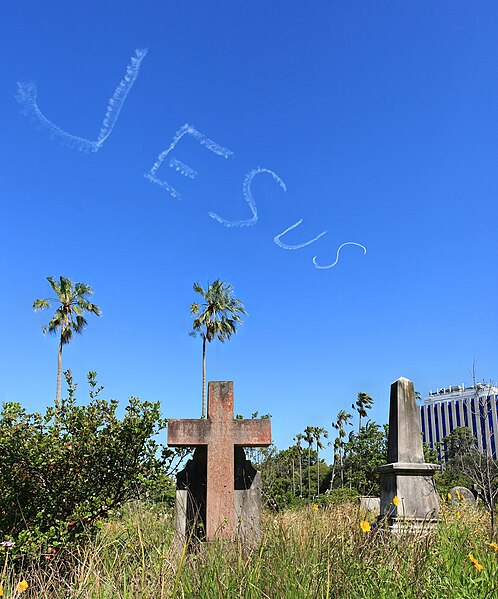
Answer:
[
  {"left": 273, "top": 219, "right": 327, "bottom": 250},
  {"left": 209, "top": 168, "right": 287, "bottom": 227},
  {"left": 16, "top": 49, "right": 148, "bottom": 152},
  {"left": 312, "top": 242, "right": 367, "bottom": 269},
  {"left": 145, "top": 124, "right": 233, "bottom": 199}
]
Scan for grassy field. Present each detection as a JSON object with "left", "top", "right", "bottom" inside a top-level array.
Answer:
[{"left": 2, "top": 501, "right": 497, "bottom": 598}]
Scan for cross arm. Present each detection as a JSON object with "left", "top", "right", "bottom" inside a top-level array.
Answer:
[
  {"left": 233, "top": 419, "right": 272, "bottom": 447},
  {"left": 167, "top": 419, "right": 211, "bottom": 447}
]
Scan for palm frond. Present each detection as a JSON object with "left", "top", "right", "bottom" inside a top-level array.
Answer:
[{"left": 33, "top": 299, "right": 50, "bottom": 311}]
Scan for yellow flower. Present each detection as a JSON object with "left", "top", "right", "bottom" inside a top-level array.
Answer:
[
  {"left": 456, "top": 489, "right": 462, "bottom": 500},
  {"left": 447, "top": 493, "right": 452, "bottom": 500},
  {"left": 456, "top": 511, "right": 461, "bottom": 519},
  {"left": 0, "top": 583, "right": 3, "bottom": 597},
  {"left": 16, "top": 580, "right": 28, "bottom": 593},
  {"left": 468, "top": 553, "right": 484, "bottom": 571},
  {"left": 360, "top": 520, "right": 371, "bottom": 533},
  {"left": 313, "top": 504, "right": 319, "bottom": 511},
  {"left": 392, "top": 496, "right": 399, "bottom": 507},
  {"left": 489, "top": 542, "right": 498, "bottom": 551}
]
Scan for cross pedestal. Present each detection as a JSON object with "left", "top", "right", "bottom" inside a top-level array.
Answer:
[{"left": 168, "top": 381, "right": 271, "bottom": 540}]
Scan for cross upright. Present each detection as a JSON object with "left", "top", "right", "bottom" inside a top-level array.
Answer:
[{"left": 168, "top": 381, "right": 272, "bottom": 540}]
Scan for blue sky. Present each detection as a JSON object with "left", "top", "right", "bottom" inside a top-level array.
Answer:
[{"left": 1, "top": 1, "right": 497, "bottom": 460}]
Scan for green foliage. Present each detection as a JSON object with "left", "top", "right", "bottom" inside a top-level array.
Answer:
[
  {"left": 343, "top": 421, "right": 387, "bottom": 495},
  {"left": 0, "top": 371, "right": 172, "bottom": 561},
  {"left": 317, "top": 487, "right": 360, "bottom": 506},
  {"left": 190, "top": 279, "right": 246, "bottom": 418},
  {"left": 33, "top": 276, "right": 102, "bottom": 344}
]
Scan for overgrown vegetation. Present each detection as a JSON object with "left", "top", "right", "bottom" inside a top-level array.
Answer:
[
  {"left": 0, "top": 372, "right": 174, "bottom": 561},
  {"left": 1, "top": 500, "right": 496, "bottom": 598}
]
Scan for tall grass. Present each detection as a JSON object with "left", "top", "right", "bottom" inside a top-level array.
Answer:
[{"left": 2, "top": 501, "right": 497, "bottom": 598}]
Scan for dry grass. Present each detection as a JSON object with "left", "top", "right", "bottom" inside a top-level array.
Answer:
[{"left": 1, "top": 500, "right": 497, "bottom": 598}]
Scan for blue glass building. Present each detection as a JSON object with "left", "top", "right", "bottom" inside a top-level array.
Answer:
[{"left": 420, "top": 384, "right": 498, "bottom": 460}]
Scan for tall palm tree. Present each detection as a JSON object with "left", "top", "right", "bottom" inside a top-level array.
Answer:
[
  {"left": 333, "top": 410, "right": 352, "bottom": 486},
  {"left": 33, "top": 276, "right": 102, "bottom": 406},
  {"left": 313, "top": 426, "right": 328, "bottom": 496},
  {"left": 352, "top": 392, "right": 374, "bottom": 433},
  {"left": 304, "top": 426, "right": 314, "bottom": 500},
  {"left": 329, "top": 436, "right": 341, "bottom": 489},
  {"left": 190, "top": 279, "right": 246, "bottom": 418},
  {"left": 294, "top": 433, "right": 304, "bottom": 497}
]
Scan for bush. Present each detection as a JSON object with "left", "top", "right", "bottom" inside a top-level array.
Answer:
[
  {"left": 318, "top": 487, "right": 360, "bottom": 506},
  {"left": 0, "top": 371, "right": 172, "bottom": 560}
]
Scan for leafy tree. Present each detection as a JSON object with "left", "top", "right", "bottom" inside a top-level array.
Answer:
[
  {"left": 190, "top": 280, "right": 246, "bottom": 418},
  {"left": 343, "top": 421, "right": 387, "bottom": 495},
  {"left": 441, "top": 426, "right": 498, "bottom": 533},
  {"left": 0, "top": 371, "right": 171, "bottom": 560},
  {"left": 33, "top": 276, "right": 102, "bottom": 405},
  {"left": 352, "top": 392, "right": 373, "bottom": 433}
]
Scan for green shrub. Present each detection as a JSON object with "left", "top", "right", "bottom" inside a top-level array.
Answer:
[
  {"left": 318, "top": 487, "right": 360, "bottom": 506},
  {"left": 0, "top": 371, "right": 172, "bottom": 561}
]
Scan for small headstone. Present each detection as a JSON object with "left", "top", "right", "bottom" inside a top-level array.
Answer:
[
  {"left": 168, "top": 381, "right": 271, "bottom": 546},
  {"left": 378, "top": 377, "right": 440, "bottom": 532},
  {"left": 359, "top": 496, "right": 381, "bottom": 517},
  {"left": 448, "top": 486, "right": 475, "bottom": 504}
]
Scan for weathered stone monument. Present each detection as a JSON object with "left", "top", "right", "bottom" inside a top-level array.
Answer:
[
  {"left": 448, "top": 486, "right": 476, "bottom": 505},
  {"left": 168, "top": 381, "right": 271, "bottom": 546},
  {"left": 378, "top": 377, "right": 440, "bottom": 531}
]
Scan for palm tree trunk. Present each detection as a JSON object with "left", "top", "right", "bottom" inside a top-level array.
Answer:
[
  {"left": 201, "top": 335, "right": 207, "bottom": 418},
  {"left": 56, "top": 335, "right": 63, "bottom": 407},
  {"left": 316, "top": 441, "right": 320, "bottom": 496},
  {"left": 340, "top": 445, "right": 344, "bottom": 487},
  {"left": 308, "top": 445, "right": 311, "bottom": 500},
  {"left": 299, "top": 452, "right": 303, "bottom": 497}
]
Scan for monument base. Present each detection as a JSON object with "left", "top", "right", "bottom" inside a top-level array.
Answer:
[
  {"left": 174, "top": 447, "right": 262, "bottom": 549},
  {"left": 378, "top": 462, "right": 440, "bottom": 532}
]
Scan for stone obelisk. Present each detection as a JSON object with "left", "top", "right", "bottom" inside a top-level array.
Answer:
[{"left": 378, "top": 377, "right": 440, "bottom": 532}]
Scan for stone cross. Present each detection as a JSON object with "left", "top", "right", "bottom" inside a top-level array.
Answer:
[{"left": 168, "top": 381, "right": 271, "bottom": 540}]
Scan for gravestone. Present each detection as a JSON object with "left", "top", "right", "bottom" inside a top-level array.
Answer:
[
  {"left": 378, "top": 377, "right": 440, "bottom": 532},
  {"left": 448, "top": 486, "right": 476, "bottom": 505},
  {"left": 359, "top": 496, "right": 381, "bottom": 517},
  {"left": 168, "top": 381, "right": 271, "bottom": 546}
]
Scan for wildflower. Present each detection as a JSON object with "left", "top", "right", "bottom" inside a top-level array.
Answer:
[
  {"left": 447, "top": 493, "right": 452, "bottom": 500},
  {"left": 360, "top": 520, "right": 371, "bottom": 533},
  {"left": 392, "top": 496, "right": 399, "bottom": 507},
  {"left": 456, "top": 511, "right": 461, "bottom": 519},
  {"left": 313, "top": 504, "right": 319, "bottom": 511},
  {"left": 468, "top": 553, "right": 484, "bottom": 571},
  {"left": 0, "top": 583, "right": 3, "bottom": 597},
  {"left": 0, "top": 541, "right": 14, "bottom": 548},
  {"left": 16, "top": 580, "right": 29, "bottom": 593},
  {"left": 456, "top": 489, "right": 462, "bottom": 500},
  {"left": 489, "top": 542, "right": 498, "bottom": 551}
]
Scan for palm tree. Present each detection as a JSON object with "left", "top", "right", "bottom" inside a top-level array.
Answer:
[
  {"left": 33, "top": 276, "right": 102, "bottom": 405},
  {"left": 352, "top": 392, "right": 373, "bottom": 433},
  {"left": 333, "top": 410, "right": 352, "bottom": 486},
  {"left": 304, "top": 426, "right": 314, "bottom": 500},
  {"left": 190, "top": 279, "right": 246, "bottom": 418},
  {"left": 313, "top": 426, "right": 328, "bottom": 496},
  {"left": 329, "top": 436, "right": 341, "bottom": 489},
  {"left": 294, "top": 433, "right": 304, "bottom": 497}
]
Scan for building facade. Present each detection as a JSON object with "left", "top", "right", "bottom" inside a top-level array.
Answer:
[{"left": 420, "top": 384, "right": 498, "bottom": 460}]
